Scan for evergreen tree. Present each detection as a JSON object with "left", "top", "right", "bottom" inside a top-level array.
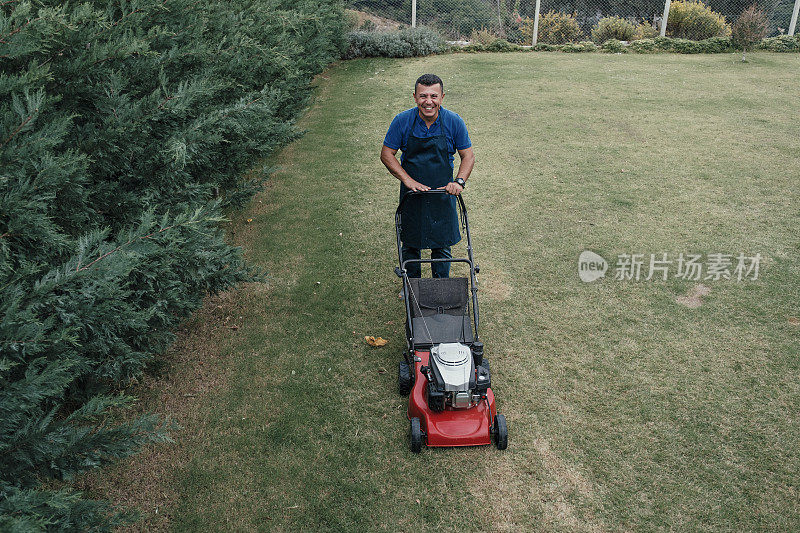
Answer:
[{"left": 1, "top": 0, "right": 345, "bottom": 528}]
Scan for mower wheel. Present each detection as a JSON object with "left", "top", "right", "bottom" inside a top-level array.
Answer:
[
  {"left": 494, "top": 414, "right": 508, "bottom": 450},
  {"left": 480, "top": 357, "right": 489, "bottom": 372},
  {"left": 410, "top": 417, "right": 423, "bottom": 453},
  {"left": 398, "top": 361, "right": 412, "bottom": 396}
]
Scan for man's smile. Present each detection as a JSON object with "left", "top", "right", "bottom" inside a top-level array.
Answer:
[{"left": 414, "top": 83, "right": 443, "bottom": 124}]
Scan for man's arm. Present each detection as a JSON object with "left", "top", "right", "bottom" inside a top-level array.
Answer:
[
  {"left": 441, "top": 147, "right": 475, "bottom": 195},
  {"left": 380, "top": 145, "right": 430, "bottom": 192}
]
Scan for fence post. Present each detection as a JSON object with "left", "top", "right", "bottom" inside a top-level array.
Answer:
[
  {"left": 660, "top": 0, "right": 671, "bottom": 36},
  {"left": 532, "top": 0, "right": 541, "bottom": 45},
  {"left": 412, "top": 0, "right": 417, "bottom": 28},
  {"left": 789, "top": 0, "right": 800, "bottom": 35}
]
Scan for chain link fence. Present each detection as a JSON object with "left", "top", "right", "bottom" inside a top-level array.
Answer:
[{"left": 349, "top": 0, "right": 799, "bottom": 42}]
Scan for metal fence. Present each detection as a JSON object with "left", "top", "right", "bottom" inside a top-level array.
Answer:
[{"left": 349, "top": 0, "right": 800, "bottom": 42}]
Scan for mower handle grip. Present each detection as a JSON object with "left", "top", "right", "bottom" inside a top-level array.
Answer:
[{"left": 397, "top": 189, "right": 463, "bottom": 213}]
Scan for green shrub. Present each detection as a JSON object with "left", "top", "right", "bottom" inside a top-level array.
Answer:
[
  {"left": 668, "top": 38, "right": 704, "bottom": 52},
  {"left": 666, "top": 1, "right": 731, "bottom": 40},
  {"left": 1, "top": 0, "right": 346, "bottom": 527},
  {"left": 532, "top": 42, "right": 561, "bottom": 51},
  {"left": 347, "top": 31, "right": 411, "bottom": 57},
  {"left": 636, "top": 36, "right": 733, "bottom": 53},
  {"left": 522, "top": 11, "right": 583, "bottom": 44},
  {"left": 403, "top": 27, "right": 448, "bottom": 55},
  {"left": 757, "top": 35, "right": 800, "bottom": 52},
  {"left": 629, "top": 38, "right": 658, "bottom": 52},
  {"left": 653, "top": 36, "right": 675, "bottom": 48},
  {"left": 635, "top": 22, "right": 660, "bottom": 40},
  {"left": 486, "top": 38, "right": 521, "bottom": 52},
  {"left": 561, "top": 41, "right": 598, "bottom": 52},
  {"left": 360, "top": 19, "right": 378, "bottom": 32},
  {"left": 601, "top": 38, "right": 628, "bottom": 53},
  {"left": 460, "top": 43, "right": 487, "bottom": 52},
  {"left": 592, "top": 16, "right": 638, "bottom": 43},
  {"left": 346, "top": 27, "right": 446, "bottom": 58},
  {"left": 700, "top": 36, "right": 734, "bottom": 52}
]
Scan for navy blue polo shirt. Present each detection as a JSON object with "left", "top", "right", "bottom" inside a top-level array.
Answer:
[{"left": 383, "top": 107, "right": 472, "bottom": 169}]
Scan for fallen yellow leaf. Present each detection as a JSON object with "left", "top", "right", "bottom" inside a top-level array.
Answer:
[{"left": 364, "top": 335, "right": 388, "bottom": 347}]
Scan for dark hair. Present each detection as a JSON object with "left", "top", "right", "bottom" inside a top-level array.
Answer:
[{"left": 415, "top": 74, "right": 443, "bottom": 94}]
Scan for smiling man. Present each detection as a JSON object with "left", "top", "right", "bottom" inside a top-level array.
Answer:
[{"left": 380, "top": 74, "right": 475, "bottom": 281}]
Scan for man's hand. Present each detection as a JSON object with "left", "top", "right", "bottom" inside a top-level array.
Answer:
[
  {"left": 382, "top": 145, "right": 428, "bottom": 190},
  {"left": 403, "top": 177, "right": 431, "bottom": 192},
  {"left": 439, "top": 182, "right": 464, "bottom": 195}
]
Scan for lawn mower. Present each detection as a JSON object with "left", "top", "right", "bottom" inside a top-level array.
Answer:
[{"left": 394, "top": 190, "right": 507, "bottom": 453}]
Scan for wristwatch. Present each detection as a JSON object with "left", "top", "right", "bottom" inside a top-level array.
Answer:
[{"left": 454, "top": 177, "right": 466, "bottom": 188}]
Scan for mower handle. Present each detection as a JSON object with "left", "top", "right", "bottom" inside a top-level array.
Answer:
[{"left": 396, "top": 189, "right": 465, "bottom": 214}]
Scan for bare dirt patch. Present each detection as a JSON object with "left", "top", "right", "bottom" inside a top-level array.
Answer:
[{"left": 676, "top": 284, "right": 711, "bottom": 308}]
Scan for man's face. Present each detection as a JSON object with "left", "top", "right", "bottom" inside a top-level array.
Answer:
[{"left": 414, "top": 83, "right": 443, "bottom": 121}]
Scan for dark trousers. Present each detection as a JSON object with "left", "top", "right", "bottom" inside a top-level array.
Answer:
[{"left": 401, "top": 245, "right": 452, "bottom": 278}]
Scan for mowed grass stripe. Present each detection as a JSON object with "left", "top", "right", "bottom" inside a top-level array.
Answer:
[{"left": 107, "top": 52, "right": 799, "bottom": 531}]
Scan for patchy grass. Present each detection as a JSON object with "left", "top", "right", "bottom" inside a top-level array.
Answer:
[{"left": 96, "top": 52, "right": 799, "bottom": 531}]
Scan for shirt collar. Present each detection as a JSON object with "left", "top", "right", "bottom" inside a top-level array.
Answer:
[{"left": 416, "top": 107, "right": 444, "bottom": 129}]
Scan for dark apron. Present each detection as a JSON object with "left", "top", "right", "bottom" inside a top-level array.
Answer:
[{"left": 399, "top": 111, "right": 461, "bottom": 249}]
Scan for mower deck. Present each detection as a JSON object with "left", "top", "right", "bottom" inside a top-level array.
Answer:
[{"left": 407, "top": 350, "right": 496, "bottom": 447}]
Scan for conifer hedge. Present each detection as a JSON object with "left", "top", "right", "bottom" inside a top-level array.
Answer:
[{"left": 0, "top": 0, "right": 345, "bottom": 529}]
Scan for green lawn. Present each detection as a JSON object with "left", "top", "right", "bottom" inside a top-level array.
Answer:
[{"left": 98, "top": 52, "right": 800, "bottom": 531}]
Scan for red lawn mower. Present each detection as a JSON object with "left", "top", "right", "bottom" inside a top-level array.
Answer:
[{"left": 395, "top": 190, "right": 507, "bottom": 453}]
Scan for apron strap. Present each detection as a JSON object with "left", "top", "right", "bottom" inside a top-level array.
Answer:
[{"left": 407, "top": 109, "right": 449, "bottom": 149}]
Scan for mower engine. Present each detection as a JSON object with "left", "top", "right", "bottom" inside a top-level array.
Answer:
[{"left": 423, "top": 343, "right": 490, "bottom": 412}]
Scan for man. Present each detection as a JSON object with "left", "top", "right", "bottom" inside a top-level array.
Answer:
[{"left": 380, "top": 73, "right": 475, "bottom": 281}]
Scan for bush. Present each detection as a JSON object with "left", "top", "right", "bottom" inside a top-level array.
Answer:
[
  {"left": 636, "top": 35, "right": 733, "bottom": 53},
  {"left": 629, "top": 38, "right": 658, "bottom": 52},
  {"left": 601, "top": 38, "right": 628, "bottom": 53},
  {"left": 522, "top": 11, "right": 583, "bottom": 44},
  {"left": 561, "top": 41, "right": 599, "bottom": 52},
  {"left": 486, "top": 39, "right": 521, "bottom": 52},
  {"left": 635, "top": 22, "right": 660, "bottom": 40},
  {"left": 359, "top": 19, "right": 377, "bottom": 32},
  {"left": 700, "top": 36, "right": 735, "bottom": 52},
  {"left": 459, "top": 42, "right": 487, "bottom": 52},
  {"left": 592, "top": 16, "right": 638, "bottom": 43},
  {"left": 758, "top": 35, "right": 800, "bottom": 51},
  {"left": 1, "top": 0, "right": 345, "bottom": 528},
  {"left": 345, "top": 27, "right": 446, "bottom": 58},
  {"left": 732, "top": 4, "right": 769, "bottom": 60},
  {"left": 666, "top": 1, "right": 731, "bottom": 40},
  {"left": 453, "top": 39, "right": 523, "bottom": 53}
]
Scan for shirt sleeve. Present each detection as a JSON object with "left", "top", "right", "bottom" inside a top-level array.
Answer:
[
  {"left": 383, "top": 113, "right": 405, "bottom": 150},
  {"left": 451, "top": 113, "right": 472, "bottom": 150}
]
